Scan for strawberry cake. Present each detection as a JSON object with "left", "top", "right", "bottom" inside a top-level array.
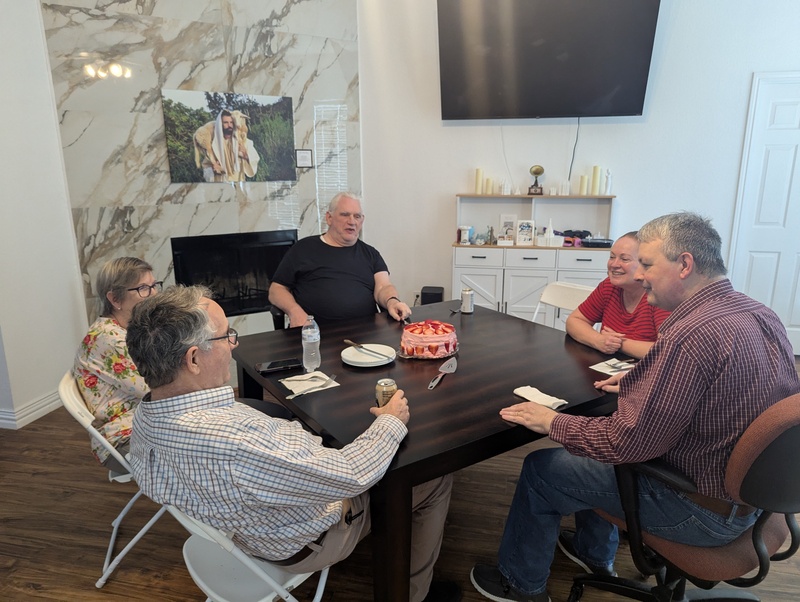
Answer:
[{"left": 400, "top": 319, "right": 457, "bottom": 359}]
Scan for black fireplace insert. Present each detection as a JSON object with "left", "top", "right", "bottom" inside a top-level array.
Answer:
[{"left": 171, "top": 230, "right": 297, "bottom": 317}]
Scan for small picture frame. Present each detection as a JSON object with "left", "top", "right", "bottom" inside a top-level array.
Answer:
[
  {"left": 516, "top": 220, "right": 535, "bottom": 245},
  {"left": 499, "top": 213, "right": 517, "bottom": 238},
  {"left": 295, "top": 149, "right": 313, "bottom": 168}
]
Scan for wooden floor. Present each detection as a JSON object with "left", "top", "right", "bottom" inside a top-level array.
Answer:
[{"left": 2, "top": 402, "right": 800, "bottom": 601}]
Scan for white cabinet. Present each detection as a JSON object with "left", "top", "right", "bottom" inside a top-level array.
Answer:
[
  {"left": 452, "top": 248, "right": 504, "bottom": 309},
  {"left": 452, "top": 193, "right": 614, "bottom": 330},
  {"left": 553, "top": 251, "right": 608, "bottom": 328},
  {"left": 453, "top": 247, "right": 505, "bottom": 268},
  {"left": 453, "top": 267, "right": 503, "bottom": 310},
  {"left": 503, "top": 248, "right": 557, "bottom": 322},
  {"left": 452, "top": 246, "right": 608, "bottom": 329},
  {"left": 556, "top": 248, "right": 608, "bottom": 273},
  {"left": 504, "top": 248, "right": 557, "bottom": 269},
  {"left": 504, "top": 268, "right": 554, "bottom": 322}
]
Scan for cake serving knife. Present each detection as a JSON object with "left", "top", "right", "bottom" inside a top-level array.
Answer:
[{"left": 343, "top": 339, "right": 395, "bottom": 361}]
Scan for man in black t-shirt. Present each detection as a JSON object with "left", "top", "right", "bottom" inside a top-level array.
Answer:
[{"left": 269, "top": 192, "right": 413, "bottom": 327}]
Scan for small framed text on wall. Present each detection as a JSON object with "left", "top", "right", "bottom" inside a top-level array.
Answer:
[{"left": 295, "top": 149, "right": 313, "bottom": 168}]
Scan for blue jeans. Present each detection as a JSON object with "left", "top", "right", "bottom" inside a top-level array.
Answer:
[{"left": 497, "top": 448, "right": 759, "bottom": 596}]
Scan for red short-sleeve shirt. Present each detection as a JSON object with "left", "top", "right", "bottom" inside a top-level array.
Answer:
[{"left": 577, "top": 278, "right": 670, "bottom": 341}]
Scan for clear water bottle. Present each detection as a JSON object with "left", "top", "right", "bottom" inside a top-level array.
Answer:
[{"left": 301, "top": 315, "right": 321, "bottom": 373}]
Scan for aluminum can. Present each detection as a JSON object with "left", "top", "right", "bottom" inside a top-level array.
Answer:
[
  {"left": 460, "top": 288, "right": 475, "bottom": 314},
  {"left": 375, "top": 378, "right": 398, "bottom": 407}
]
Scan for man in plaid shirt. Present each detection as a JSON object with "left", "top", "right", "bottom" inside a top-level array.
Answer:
[
  {"left": 127, "top": 285, "right": 458, "bottom": 602},
  {"left": 471, "top": 212, "right": 800, "bottom": 602}
]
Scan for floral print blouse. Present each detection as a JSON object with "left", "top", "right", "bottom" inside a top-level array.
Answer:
[{"left": 73, "top": 317, "right": 149, "bottom": 464}]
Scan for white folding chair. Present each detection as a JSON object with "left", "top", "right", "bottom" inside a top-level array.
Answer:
[
  {"left": 531, "top": 281, "right": 595, "bottom": 324},
  {"left": 166, "top": 505, "right": 329, "bottom": 602},
  {"left": 58, "top": 371, "right": 167, "bottom": 588}
]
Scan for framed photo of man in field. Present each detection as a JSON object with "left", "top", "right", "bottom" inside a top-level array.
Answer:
[{"left": 161, "top": 89, "right": 296, "bottom": 183}]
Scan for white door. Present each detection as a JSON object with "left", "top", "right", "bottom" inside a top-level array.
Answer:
[
  {"left": 453, "top": 267, "right": 503, "bottom": 311},
  {"left": 504, "top": 268, "right": 555, "bottom": 324},
  {"left": 730, "top": 72, "right": 800, "bottom": 354}
]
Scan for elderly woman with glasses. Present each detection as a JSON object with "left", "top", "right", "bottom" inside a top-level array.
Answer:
[{"left": 73, "top": 257, "right": 163, "bottom": 473}]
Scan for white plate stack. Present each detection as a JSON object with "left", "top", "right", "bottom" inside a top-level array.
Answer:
[{"left": 340, "top": 344, "right": 397, "bottom": 367}]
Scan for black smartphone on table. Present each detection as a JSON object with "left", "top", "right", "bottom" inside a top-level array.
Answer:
[{"left": 255, "top": 358, "right": 303, "bottom": 374}]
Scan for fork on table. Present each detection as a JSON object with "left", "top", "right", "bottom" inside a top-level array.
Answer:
[
  {"left": 281, "top": 374, "right": 325, "bottom": 383},
  {"left": 607, "top": 359, "right": 636, "bottom": 372},
  {"left": 286, "top": 374, "right": 338, "bottom": 400}
]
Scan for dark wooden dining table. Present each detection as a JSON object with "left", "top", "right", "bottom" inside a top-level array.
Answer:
[{"left": 233, "top": 301, "right": 616, "bottom": 601}]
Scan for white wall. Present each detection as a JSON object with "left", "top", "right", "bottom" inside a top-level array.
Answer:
[
  {"left": 358, "top": 0, "right": 800, "bottom": 303},
  {"left": 0, "top": 1, "right": 86, "bottom": 428}
]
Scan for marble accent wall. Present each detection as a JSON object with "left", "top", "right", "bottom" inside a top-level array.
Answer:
[{"left": 41, "top": 0, "right": 360, "bottom": 333}]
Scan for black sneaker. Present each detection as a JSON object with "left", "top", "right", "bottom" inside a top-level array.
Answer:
[
  {"left": 423, "top": 580, "right": 462, "bottom": 602},
  {"left": 470, "top": 563, "right": 550, "bottom": 602},
  {"left": 557, "top": 530, "right": 617, "bottom": 577}
]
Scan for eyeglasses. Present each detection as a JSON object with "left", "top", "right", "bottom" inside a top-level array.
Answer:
[
  {"left": 127, "top": 281, "right": 164, "bottom": 298},
  {"left": 207, "top": 327, "right": 238, "bottom": 346}
]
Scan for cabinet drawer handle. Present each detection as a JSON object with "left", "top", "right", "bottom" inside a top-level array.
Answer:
[
  {"left": 522, "top": 257, "right": 539, "bottom": 261},
  {"left": 576, "top": 258, "right": 593, "bottom": 262},
  {"left": 471, "top": 255, "right": 487, "bottom": 259}
]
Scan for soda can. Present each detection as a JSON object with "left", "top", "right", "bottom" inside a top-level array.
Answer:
[
  {"left": 460, "top": 288, "right": 474, "bottom": 314},
  {"left": 375, "top": 378, "right": 398, "bottom": 407}
]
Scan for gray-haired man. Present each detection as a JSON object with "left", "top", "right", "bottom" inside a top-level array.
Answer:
[{"left": 126, "top": 285, "right": 458, "bottom": 602}]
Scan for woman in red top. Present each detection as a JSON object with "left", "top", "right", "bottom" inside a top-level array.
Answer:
[{"left": 566, "top": 232, "right": 670, "bottom": 359}]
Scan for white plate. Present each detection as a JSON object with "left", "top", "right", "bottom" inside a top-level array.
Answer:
[{"left": 341, "top": 344, "right": 397, "bottom": 367}]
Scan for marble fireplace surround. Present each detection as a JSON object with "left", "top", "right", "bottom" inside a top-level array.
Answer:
[{"left": 41, "top": 0, "right": 361, "bottom": 336}]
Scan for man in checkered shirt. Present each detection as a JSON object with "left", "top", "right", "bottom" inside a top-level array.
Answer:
[
  {"left": 127, "top": 284, "right": 458, "bottom": 602},
  {"left": 471, "top": 212, "right": 800, "bottom": 602}
]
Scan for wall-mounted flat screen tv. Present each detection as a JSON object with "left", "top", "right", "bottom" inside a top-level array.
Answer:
[{"left": 437, "top": 0, "right": 661, "bottom": 120}]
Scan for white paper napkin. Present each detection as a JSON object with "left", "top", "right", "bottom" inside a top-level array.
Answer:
[
  {"left": 513, "top": 386, "right": 568, "bottom": 409},
  {"left": 279, "top": 371, "right": 340, "bottom": 395},
  {"left": 589, "top": 360, "right": 636, "bottom": 376}
]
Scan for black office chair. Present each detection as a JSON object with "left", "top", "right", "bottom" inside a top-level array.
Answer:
[
  {"left": 270, "top": 305, "right": 286, "bottom": 330},
  {"left": 568, "top": 391, "right": 800, "bottom": 602}
]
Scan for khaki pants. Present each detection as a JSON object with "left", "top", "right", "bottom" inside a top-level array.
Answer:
[{"left": 286, "top": 475, "right": 453, "bottom": 602}]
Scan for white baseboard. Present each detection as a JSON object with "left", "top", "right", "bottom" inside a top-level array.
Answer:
[{"left": 0, "top": 390, "right": 62, "bottom": 430}]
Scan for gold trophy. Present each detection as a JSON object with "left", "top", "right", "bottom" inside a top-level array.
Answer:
[{"left": 528, "top": 165, "right": 544, "bottom": 195}]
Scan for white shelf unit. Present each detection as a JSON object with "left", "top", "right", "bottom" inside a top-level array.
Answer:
[
  {"left": 452, "top": 194, "right": 614, "bottom": 329},
  {"left": 454, "top": 193, "right": 614, "bottom": 242}
]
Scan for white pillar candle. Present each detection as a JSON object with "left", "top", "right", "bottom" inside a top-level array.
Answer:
[
  {"left": 485, "top": 178, "right": 493, "bottom": 195},
  {"left": 590, "top": 165, "right": 601, "bottom": 195},
  {"left": 579, "top": 175, "right": 588, "bottom": 195},
  {"left": 475, "top": 168, "right": 483, "bottom": 194}
]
